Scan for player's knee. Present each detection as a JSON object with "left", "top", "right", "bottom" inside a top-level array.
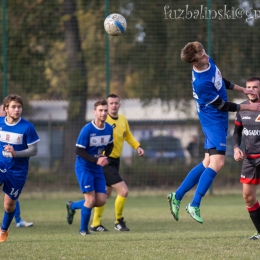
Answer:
[
  {"left": 4, "top": 202, "right": 15, "bottom": 213},
  {"left": 95, "top": 198, "right": 106, "bottom": 207},
  {"left": 218, "top": 161, "right": 225, "bottom": 171},
  {"left": 243, "top": 193, "right": 255, "bottom": 206},
  {"left": 119, "top": 187, "right": 128, "bottom": 198}
]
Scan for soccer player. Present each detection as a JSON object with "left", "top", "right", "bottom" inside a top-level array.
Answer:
[
  {"left": 233, "top": 76, "right": 260, "bottom": 240},
  {"left": 0, "top": 104, "right": 33, "bottom": 229},
  {"left": 90, "top": 94, "right": 145, "bottom": 232},
  {"left": 0, "top": 94, "right": 39, "bottom": 242},
  {"left": 167, "top": 41, "right": 260, "bottom": 224},
  {"left": 66, "top": 94, "right": 144, "bottom": 232},
  {"left": 67, "top": 99, "right": 113, "bottom": 235}
]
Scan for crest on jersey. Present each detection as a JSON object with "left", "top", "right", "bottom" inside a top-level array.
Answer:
[{"left": 255, "top": 114, "right": 260, "bottom": 122}]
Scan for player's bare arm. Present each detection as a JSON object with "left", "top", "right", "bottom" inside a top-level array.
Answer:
[
  {"left": 240, "top": 102, "right": 260, "bottom": 111},
  {"left": 233, "top": 84, "right": 259, "bottom": 98}
]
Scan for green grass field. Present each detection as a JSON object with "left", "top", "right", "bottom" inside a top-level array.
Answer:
[{"left": 0, "top": 191, "right": 258, "bottom": 260}]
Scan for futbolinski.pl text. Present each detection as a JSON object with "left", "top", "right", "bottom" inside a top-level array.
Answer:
[{"left": 164, "top": 5, "right": 260, "bottom": 22}]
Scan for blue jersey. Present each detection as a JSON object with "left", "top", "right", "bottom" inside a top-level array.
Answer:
[
  {"left": 0, "top": 116, "right": 40, "bottom": 177},
  {"left": 192, "top": 57, "right": 228, "bottom": 127},
  {"left": 75, "top": 121, "right": 114, "bottom": 174}
]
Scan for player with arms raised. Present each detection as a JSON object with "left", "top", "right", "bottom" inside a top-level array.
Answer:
[{"left": 167, "top": 41, "right": 260, "bottom": 224}]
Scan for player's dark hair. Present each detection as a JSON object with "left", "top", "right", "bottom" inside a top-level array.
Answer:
[
  {"left": 3, "top": 94, "right": 23, "bottom": 109},
  {"left": 107, "top": 93, "right": 119, "bottom": 99},
  {"left": 94, "top": 99, "right": 107, "bottom": 109},
  {"left": 246, "top": 76, "right": 260, "bottom": 83}
]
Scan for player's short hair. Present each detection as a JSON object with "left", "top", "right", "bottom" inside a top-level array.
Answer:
[
  {"left": 3, "top": 94, "right": 23, "bottom": 109},
  {"left": 94, "top": 99, "right": 108, "bottom": 110},
  {"left": 246, "top": 76, "right": 260, "bottom": 83},
  {"left": 107, "top": 93, "right": 119, "bottom": 99},
  {"left": 181, "top": 41, "right": 204, "bottom": 63}
]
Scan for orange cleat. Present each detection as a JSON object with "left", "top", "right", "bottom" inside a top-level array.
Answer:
[{"left": 0, "top": 229, "right": 9, "bottom": 243}]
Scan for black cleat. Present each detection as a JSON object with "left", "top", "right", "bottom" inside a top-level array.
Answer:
[
  {"left": 114, "top": 217, "right": 130, "bottom": 231},
  {"left": 66, "top": 201, "right": 76, "bottom": 225},
  {"left": 90, "top": 224, "right": 108, "bottom": 232},
  {"left": 249, "top": 232, "right": 260, "bottom": 240}
]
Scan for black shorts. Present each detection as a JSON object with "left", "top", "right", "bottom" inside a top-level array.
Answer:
[
  {"left": 103, "top": 157, "right": 123, "bottom": 186},
  {"left": 240, "top": 157, "right": 260, "bottom": 184}
]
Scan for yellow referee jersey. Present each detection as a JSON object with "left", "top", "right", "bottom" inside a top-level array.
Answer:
[{"left": 106, "top": 114, "right": 140, "bottom": 158}]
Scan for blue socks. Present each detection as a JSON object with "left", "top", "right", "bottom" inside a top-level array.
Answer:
[
  {"left": 1, "top": 209, "right": 16, "bottom": 231},
  {"left": 80, "top": 205, "right": 92, "bottom": 232},
  {"left": 190, "top": 167, "right": 217, "bottom": 208},
  {"left": 175, "top": 162, "right": 206, "bottom": 201},
  {"left": 71, "top": 200, "right": 84, "bottom": 211},
  {"left": 15, "top": 200, "right": 21, "bottom": 223}
]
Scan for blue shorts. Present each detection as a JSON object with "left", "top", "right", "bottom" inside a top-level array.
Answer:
[
  {"left": 202, "top": 124, "right": 227, "bottom": 152},
  {"left": 75, "top": 165, "right": 106, "bottom": 194},
  {"left": 0, "top": 169, "right": 26, "bottom": 200}
]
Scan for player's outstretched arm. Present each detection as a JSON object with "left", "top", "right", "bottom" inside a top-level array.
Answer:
[
  {"left": 233, "top": 84, "right": 259, "bottom": 98},
  {"left": 240, "top": 102, "right": 260, "bottom": 111}
]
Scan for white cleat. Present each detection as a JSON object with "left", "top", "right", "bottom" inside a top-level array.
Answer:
[{"left": 16, "top": 220, "right": 34, "bottom": 228}]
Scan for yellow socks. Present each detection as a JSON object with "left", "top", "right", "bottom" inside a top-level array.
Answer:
[
  {"left": 91, "top": 205, "right": 106, "bottom": 227},
  {"left": 115, "top": 195, "right": 127, "bottom": 223}
]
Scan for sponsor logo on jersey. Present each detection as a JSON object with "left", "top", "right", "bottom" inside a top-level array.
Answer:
[
  {"left": 243, "top": 128, "right": 260, "bottom": 136},
  {"left": 91, "top": 139, "right": 97, "bottom": 144},
  {"left": 0, "top": 130, "right": 23, "bottom": 144},
  {"left": 242, "top": 116, "right": 251, "bottom": 119},
  {"left": 214, "top": 67, "right": 222, "bottom": 91},
  {"left": 90, "top": 133, "right": 96, "bottom": 137},
  {"left": 255, "top": 114, "right": 260, "bottom": 122}
]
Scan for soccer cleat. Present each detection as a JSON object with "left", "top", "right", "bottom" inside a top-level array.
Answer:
[
  {"left": 0, "top": 229, "right": 8, "bottom": 243},
  {"left": 66, "top": 201, "right": 76, "bottom": 225},
  {"left": 90, "top": 224, "right": 108, "bottom": 232},
  {"left": 79, "top": 230, "right": 91, "bottom": 236},
  {"left": 16, "top": 219, "right": 34, "bottom": 228},
  {"left": 249, "top": 232, "right": 260, "bottom": 240},
  {"left": 167, "top": 192, "right": 181, "bottom": 221},
  {"left": 186, "top": 204, "right": 203, "bottom": 224},
  {"left": 114, "top": 217, "right": 130, "bottom": 231}
]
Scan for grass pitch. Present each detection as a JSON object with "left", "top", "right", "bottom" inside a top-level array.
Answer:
[{"left": 0, "top": 191, "right": 258, "bottom": 260}]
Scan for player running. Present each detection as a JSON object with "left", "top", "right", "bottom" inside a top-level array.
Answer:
[
  {"left": 66, "top": 99, "right": 113, "bottom": 235},
  {"left": 0, "top": 94, "right": 39, "bottom": 242}
]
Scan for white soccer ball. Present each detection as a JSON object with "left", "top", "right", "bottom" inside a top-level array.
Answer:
[{"left": 104, "top": 13, "right": 127, "bottom": 36}]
